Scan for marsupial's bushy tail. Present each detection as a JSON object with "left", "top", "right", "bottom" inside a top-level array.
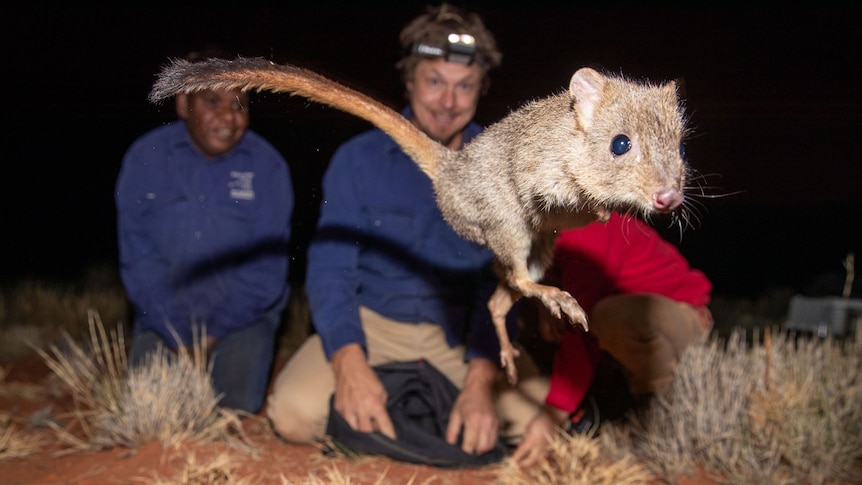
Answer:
[{"left": 149, "top": 56, "right": 445, "bottom": 177}]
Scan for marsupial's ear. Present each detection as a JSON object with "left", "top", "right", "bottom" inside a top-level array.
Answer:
[{"left": 569, "top": 67, "right": 606, "bottom": 129}]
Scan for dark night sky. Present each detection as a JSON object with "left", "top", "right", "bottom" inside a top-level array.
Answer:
[{"left": 4, "top": 4, "right": 861, "bottom": 299}]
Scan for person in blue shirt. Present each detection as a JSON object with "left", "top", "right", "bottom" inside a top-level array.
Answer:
[
  {"left": 115, "top": 49, "right": 294, "bottom": 414},
  {"left": 267, "top": 4, "right": 545, "bottom": 457}
]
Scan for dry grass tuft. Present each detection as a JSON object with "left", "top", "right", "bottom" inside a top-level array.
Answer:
[
  {"left": 0, "top": 366, "right": 50, "bottom": 461},
  {"left": 498, "top": 325, "right": 862, "bottom": 485},
  {"left": 0, "top": 410, "right": 48, "bottom": 461},
  {"left": 33, "top": 311, "right": 253, "bottom": 454},
  {"left": 142, "top": 451, "right": 257, "bottom": 485},
  {"left": 632, "top": 327, "right": 862, "bottom": 485},
  {"left": 496, "top": 428, "right": 655, "bottom": 485},
  {"left": 278, "top": 465, "right": 399, "bottom": 485}
]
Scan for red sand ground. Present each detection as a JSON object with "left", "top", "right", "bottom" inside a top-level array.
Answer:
[{"left": 0, "top": 354, "right": 733, "bottom": 485}]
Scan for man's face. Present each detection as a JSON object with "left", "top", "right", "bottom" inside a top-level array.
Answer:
[
  {"left": 176, "top": 88, "right": 250, "bottom": 158},
  {"left": 406, "top": 58, "right": 483, "bottom": 150}
]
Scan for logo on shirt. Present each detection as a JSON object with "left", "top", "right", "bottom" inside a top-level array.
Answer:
[{"left": 229, "top": 171, "right": 255, "bottom": 200}]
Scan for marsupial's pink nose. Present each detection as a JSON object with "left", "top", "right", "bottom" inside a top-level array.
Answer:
[{"left": 653, "top": 188, "right": 683, "bottom": 212}]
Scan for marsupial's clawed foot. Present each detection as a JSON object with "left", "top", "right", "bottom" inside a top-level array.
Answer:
[
  {"left": 500, "top": 344, "right": 521, "bottom": 385},
  {"left": 488, "top": 281, "right": 524, "bottom": 385},
  {"left": 493, "top": 316, "right": 521, "bottom": 385},
  {"left": 536, "top": 286, "right": 589, "bottom": 332}
]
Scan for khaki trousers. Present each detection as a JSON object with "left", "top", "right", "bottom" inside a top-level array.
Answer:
[{"left": 266, "top": 306, "right": 546, "bottom": 445}]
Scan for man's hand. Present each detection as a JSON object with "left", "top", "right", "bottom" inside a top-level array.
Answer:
[
  {"left": 445, "top": 358, "right": 500, "bottom": 455},
  {"left": 330, "top": 344, "right": 396, "bottom": 439},
  {"left": 511, "top": 405, "right": 568, "bottom": 467}
]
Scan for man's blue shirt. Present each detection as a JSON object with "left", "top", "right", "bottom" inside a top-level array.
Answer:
[
  {"left": 305, "top": 108, "right": 501, "bottom": 362},
  {"left": 115, "top": 120, "right": 293, "bottom": 345}
]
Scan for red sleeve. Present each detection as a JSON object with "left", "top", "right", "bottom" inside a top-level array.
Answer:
[
  {"left": 545, "top": 330, "right": 601, "bottom": 413},
  {"left": 605, "top": 215, "right": 712, "bottom": 307}
]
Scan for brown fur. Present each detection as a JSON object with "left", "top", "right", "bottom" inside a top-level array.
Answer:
[{"left": 150, "top": 57, "right": 690, "bottom": 384}]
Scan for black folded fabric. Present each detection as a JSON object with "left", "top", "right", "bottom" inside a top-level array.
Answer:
[{"left": 324, "top": 359, "right": 507, "bottom": 468}]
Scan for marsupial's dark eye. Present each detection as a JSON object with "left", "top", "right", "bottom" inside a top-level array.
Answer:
[
  {"left": 610, "top": 135, "right": 631, "bottom": 157},
  {"left": 680, "top": 141, "right": 687, "bottom": 159}
]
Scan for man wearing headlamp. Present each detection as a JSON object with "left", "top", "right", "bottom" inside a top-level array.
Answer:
[
  {"left": 395, "top": 7, "right": 499, "bottom": 150},
  {"left": 266, "top": 3, "right": 544, "bottom": 460}
]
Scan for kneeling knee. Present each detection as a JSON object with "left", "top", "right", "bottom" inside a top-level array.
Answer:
[{"left": 266, "top": 397, "right": 323, "bottom": 444}]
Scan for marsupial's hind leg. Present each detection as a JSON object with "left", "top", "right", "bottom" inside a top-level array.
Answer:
[
  {"left": 488, "top": 282, "right": 522, "bottom": 385},
  {"left": 487, "top": 275, "right": 587, "bottom": 386},
  {"left": 487, "top": 231, "right": 588, "bottom": 384}
]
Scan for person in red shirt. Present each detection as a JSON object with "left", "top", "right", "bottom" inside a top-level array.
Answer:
[{"left": 511, "top": 212, "right": 713, "bottom": 467}]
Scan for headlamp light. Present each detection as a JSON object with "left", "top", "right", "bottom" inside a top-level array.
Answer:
[{"left": 412, "top": 33, "right": 480, "bottom": 65}]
